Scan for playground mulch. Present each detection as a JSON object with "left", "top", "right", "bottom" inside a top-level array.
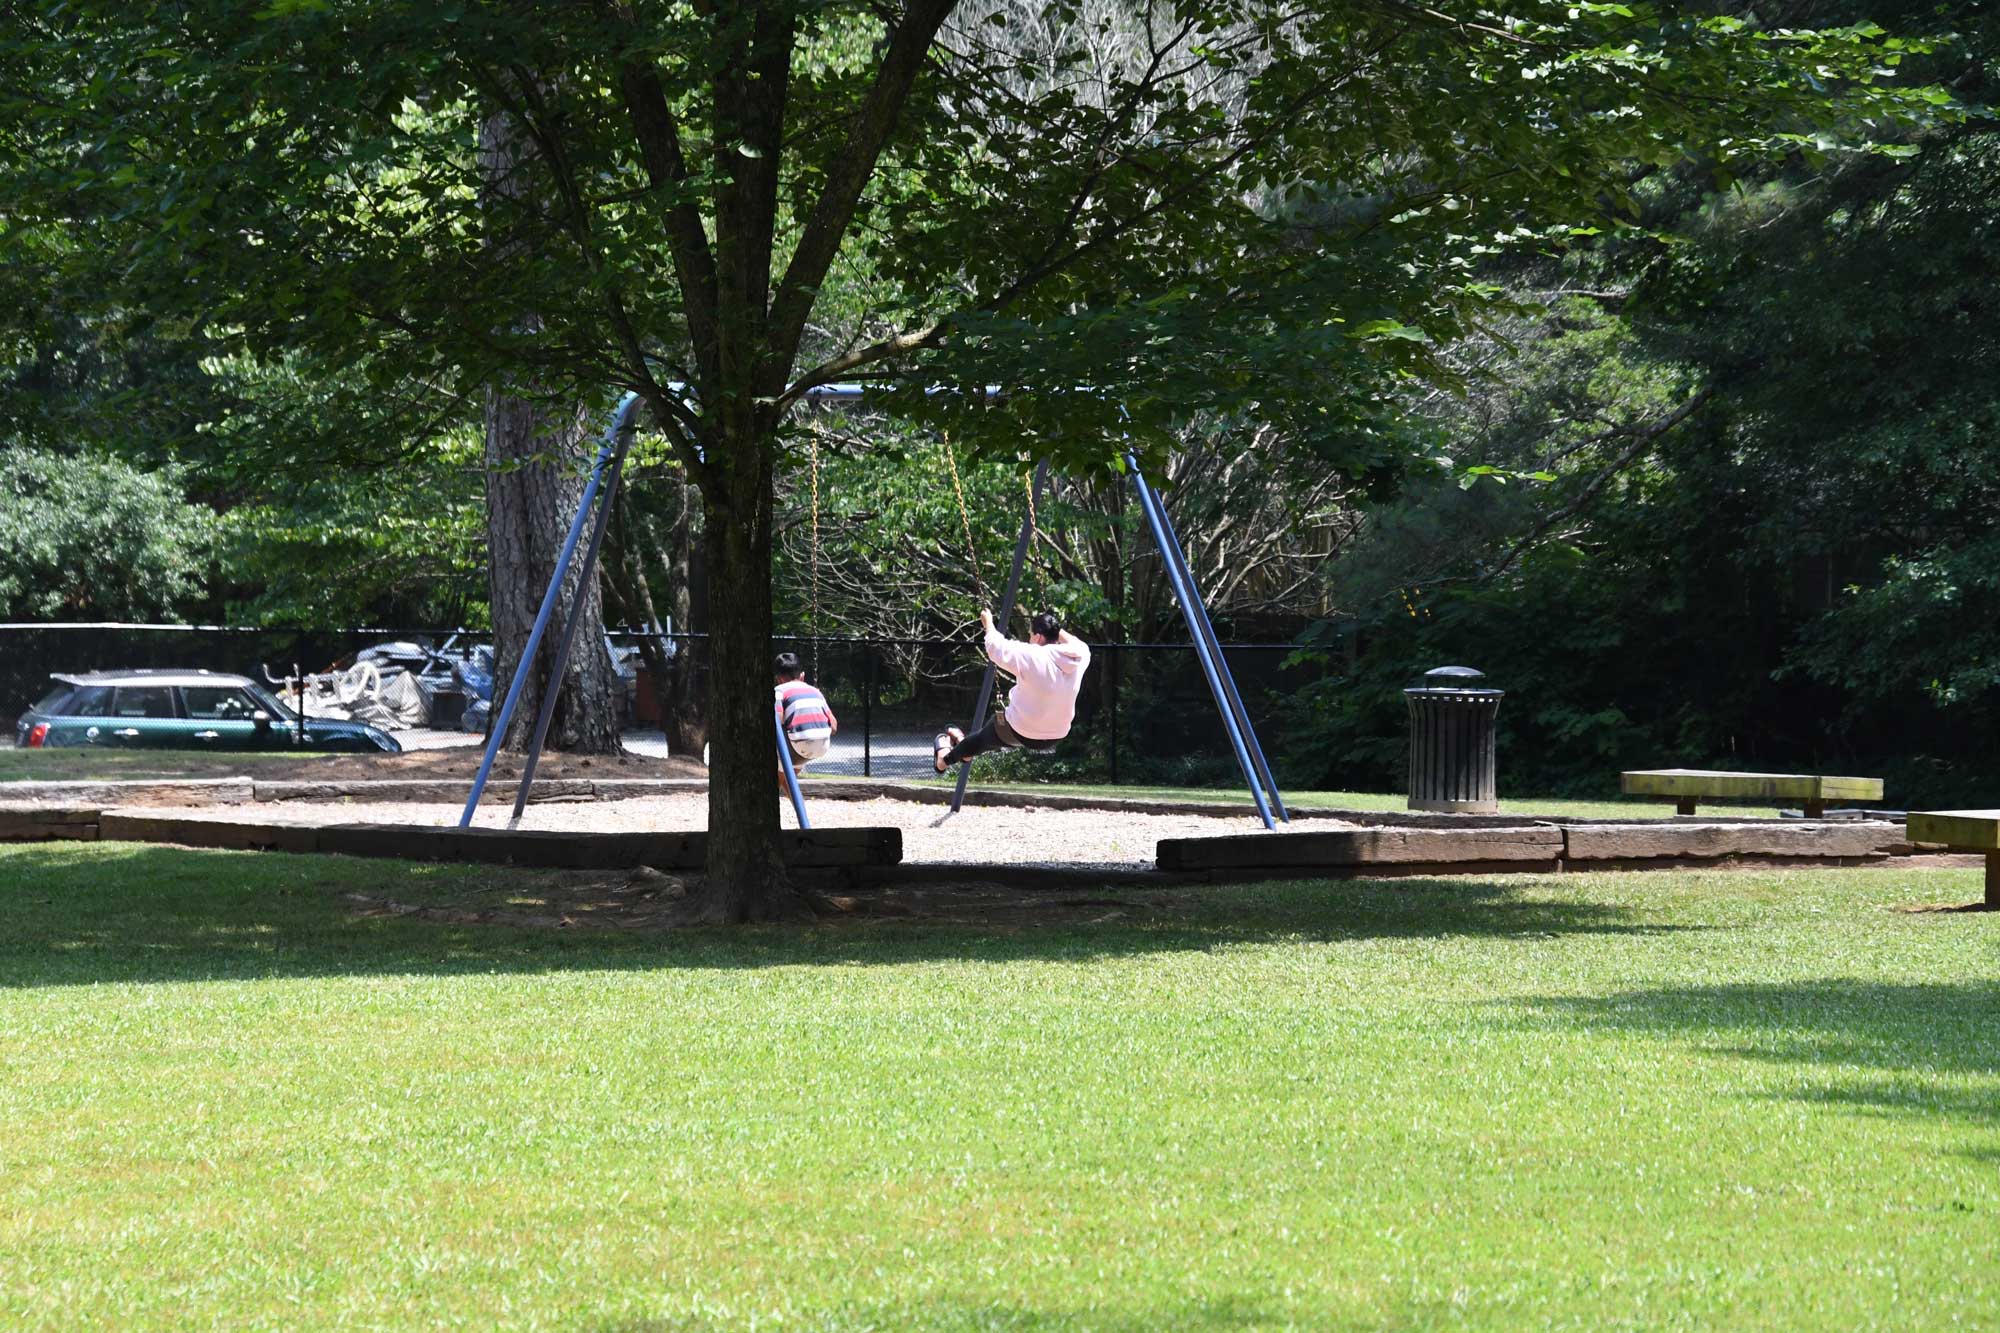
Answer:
[{"left": 124, "top": 791, "right": 1280, "bottom": 867}]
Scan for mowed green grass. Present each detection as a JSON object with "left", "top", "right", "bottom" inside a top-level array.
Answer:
[{"left": 2, "top": 845, "right": 1994, "bottom": 1329}]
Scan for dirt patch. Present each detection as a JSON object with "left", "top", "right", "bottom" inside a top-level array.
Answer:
[
  {"left": 340, "top": 865, "right": 1183, "bottom": 931},
  {"left": 336, "top": 746, "right": 707, "bottom": 783},
  {"left": 5, "top": 746, "right": 707, "bottom": 785}
]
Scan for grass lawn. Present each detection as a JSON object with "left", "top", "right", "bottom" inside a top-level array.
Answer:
[{"left": 3, "top": 846, "right": 1993, "bottom": 1328}]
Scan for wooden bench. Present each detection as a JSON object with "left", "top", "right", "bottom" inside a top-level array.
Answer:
[
  {"left": 1905, "top": 811, "right": 2000, "bottom": 908},
  {"left": 1620, "top": 769, "right": 1883, "bottom": 819}
]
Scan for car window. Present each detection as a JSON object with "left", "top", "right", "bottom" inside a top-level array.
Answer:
[
  {"left": 246, "top": 683, "right": 296, "bottom": 719},
  {"left": 111, "top": 686, "right": 177, "bottom": 719},
  {"left": 61, "top": 686, "right": 112, "bottom": 716},
  {"left": 183, "top": 686, "right": 264, "bottom": 721},
  {"left": 31, "top": 685, "right": 72, "bottom": 714}
]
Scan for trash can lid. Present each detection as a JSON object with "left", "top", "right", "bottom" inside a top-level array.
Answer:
[{"left": 1404, "top": 664, "right": 1503, "bottom": 697}]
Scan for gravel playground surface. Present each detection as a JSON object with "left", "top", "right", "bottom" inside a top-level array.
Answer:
[{"left": 150, "top": 793, "right": 1300, "bottom": 868}]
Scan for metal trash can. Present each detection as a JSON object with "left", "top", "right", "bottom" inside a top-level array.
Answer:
[{"left": 1405, "top": 666, "right": 1504, "bottom": 813}]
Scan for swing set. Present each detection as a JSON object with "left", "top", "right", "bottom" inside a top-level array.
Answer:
[{"left": 459, "top": 388, "right": 1289, "bottom": 832}]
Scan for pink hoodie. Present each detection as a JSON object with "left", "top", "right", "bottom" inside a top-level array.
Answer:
[{"left": 985, "top": 628, "right": 1091, "bottom": 741}]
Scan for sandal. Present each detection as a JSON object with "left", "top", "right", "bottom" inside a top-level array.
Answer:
[{"left": 933, "top": 727, "right": 964, "bottom": 772}]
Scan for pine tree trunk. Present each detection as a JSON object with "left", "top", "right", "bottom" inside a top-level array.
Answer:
[
  {"left": 483, "top": 389, "right": 624, "bottom": 755},
  {"left": 478, "top": 105, "right": 622, "bottom": 757}
]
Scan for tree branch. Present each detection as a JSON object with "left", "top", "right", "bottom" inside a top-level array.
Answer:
[
  {"left": 613, "top": 28, "right": 723, "bottom": 381},
  {"left": 777, "top": 321, "right": 947, "bottom": 409},
  {"left": 1485, "top": 384, "right": 1715, "bottom": 583},
  {"left": 766, "top": 0, "right": 959, "bottom": 372}
]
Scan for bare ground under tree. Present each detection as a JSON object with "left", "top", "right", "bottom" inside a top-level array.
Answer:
[{"left": 0, "top": 748, "right": 707, "bottom": 784}]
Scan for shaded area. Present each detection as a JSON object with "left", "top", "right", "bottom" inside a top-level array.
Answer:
[
  {"left": 344, "top": 875, "right": 1184, "bottom": 932},
  {"left": 1529, "top": 980, "right": 2000, "bottom": 1128},
  {"left": 611, "top": 1296, "right": 1280, "bottom": 1333},
  {"left": 0, "top": 843, "right": 1681, "bottom": 990},
  {"left": 0, "top": 742, "right": 703, "bottom": 784}
]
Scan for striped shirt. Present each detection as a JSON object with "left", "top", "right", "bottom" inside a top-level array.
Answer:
[{"left": 775, "top": 679, "right": 836, "bottom": 756}]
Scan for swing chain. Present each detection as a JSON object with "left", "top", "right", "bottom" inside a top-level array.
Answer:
[
  {"left": 1021, "top": 468, "right": 1039, "bottom": 613},
  {"left": 943, "top": 438, "right": 987, "bottom": 612},
  {"left": 809, "top": 431, "right": 821, "bottom": 680}
]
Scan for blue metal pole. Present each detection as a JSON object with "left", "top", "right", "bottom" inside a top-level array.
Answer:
[
  {"left": 775, "top": 707, "right": 812, "bottom": 829},
  {"left": 950, "top": 459, "right": 1050, "bottom": 813},
  {"left": 1137, "top": 457, "right": 1290, "bottom": 822},
  {"left": 1128, "top": 460, "right": 1274, "bottom": 830},
  {"left": 459, "top": 392, "right": 643, "bottom": 828},
  {"left": 508, "top": 411, "right": 641, "bottom": 820}
]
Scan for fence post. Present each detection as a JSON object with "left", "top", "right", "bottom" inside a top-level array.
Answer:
[
  {"left": 863, "top": 647, "right": 874, "bottom": 778},
  {"left": 1108, "top": 644, "right": 1119, "bottom": 786}
]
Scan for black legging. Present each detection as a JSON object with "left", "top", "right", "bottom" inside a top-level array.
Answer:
[{"left": 945, "top": 714, "right": 1059, "bottom": 765}]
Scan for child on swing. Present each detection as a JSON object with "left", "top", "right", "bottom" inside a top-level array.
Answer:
[
  {"left": 775, "top": 652, "right": 837, "bottom": 784},
  {"left": 934, "top": 608, "right": 1091, "bottom": 771}
]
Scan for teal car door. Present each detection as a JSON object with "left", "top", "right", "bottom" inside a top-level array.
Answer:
[
  {"left": 105, "top": 685, "right": 182, "bottom": 748},
  {"left": 179, "top": 685, "right": 276, "bottom": 751}
]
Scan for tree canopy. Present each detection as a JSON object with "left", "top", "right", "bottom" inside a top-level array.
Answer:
[{"left": 0, "top": 448, "right": 212, "bottom": 621}]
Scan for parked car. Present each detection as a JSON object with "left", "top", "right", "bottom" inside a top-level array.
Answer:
[{"left": 15, "top": 670, "right": 402, "bottom": 753}]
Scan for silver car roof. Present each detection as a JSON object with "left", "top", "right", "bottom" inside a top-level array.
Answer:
[{"left": 52, "top": 670, "right": 258, "bottom": 689}]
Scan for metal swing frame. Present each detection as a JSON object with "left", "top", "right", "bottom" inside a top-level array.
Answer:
[{"left": 459, "top": 387, "right": 1287, "bottom": 830}]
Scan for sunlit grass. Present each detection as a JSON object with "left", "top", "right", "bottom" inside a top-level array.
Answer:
[
  {"left": 2, "top": 844, "right": 1993, "bottom": 1328},
  {"left": 935, "top": 776, "right": 1786, "bottom": 820}
]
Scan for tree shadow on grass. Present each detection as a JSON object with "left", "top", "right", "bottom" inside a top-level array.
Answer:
[
  {"left": 608, "top": 1293, "right": 1280, "bottom": 1333},
  {"left": 0, "top": 843, "right": 1691, "bottom": 989},
  {"left": 1525, "top": 981, "right": 2000, "bottom": 1130}
]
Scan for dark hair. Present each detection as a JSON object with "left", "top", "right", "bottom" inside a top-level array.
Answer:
[
  {"left": 1030, "top": 611, "right": 1062, "bottom": 641},
  {"left": 774, "top": 651, "right": 804, "bottom": 680}
]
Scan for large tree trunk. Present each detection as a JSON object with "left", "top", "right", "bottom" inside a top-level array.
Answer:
[
  {"left": 483, "top": 389, "right": 624, "bottom": 755},
  {"left": 697, "top": 424, "right": 795, "bottom": 920}
]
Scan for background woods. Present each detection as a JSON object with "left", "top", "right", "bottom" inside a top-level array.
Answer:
[{"left": 0, "top": 0, "right": 1988, "bottom": 905}]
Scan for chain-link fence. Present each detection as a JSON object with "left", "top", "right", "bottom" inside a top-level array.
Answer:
[{"left": 1, "top": 622, "right": 1318, "bottom": 788}]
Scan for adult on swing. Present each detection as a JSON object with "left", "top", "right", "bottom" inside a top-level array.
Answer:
[{"left": 934, "top": 608, "right": 1091, "bottom": 770}]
